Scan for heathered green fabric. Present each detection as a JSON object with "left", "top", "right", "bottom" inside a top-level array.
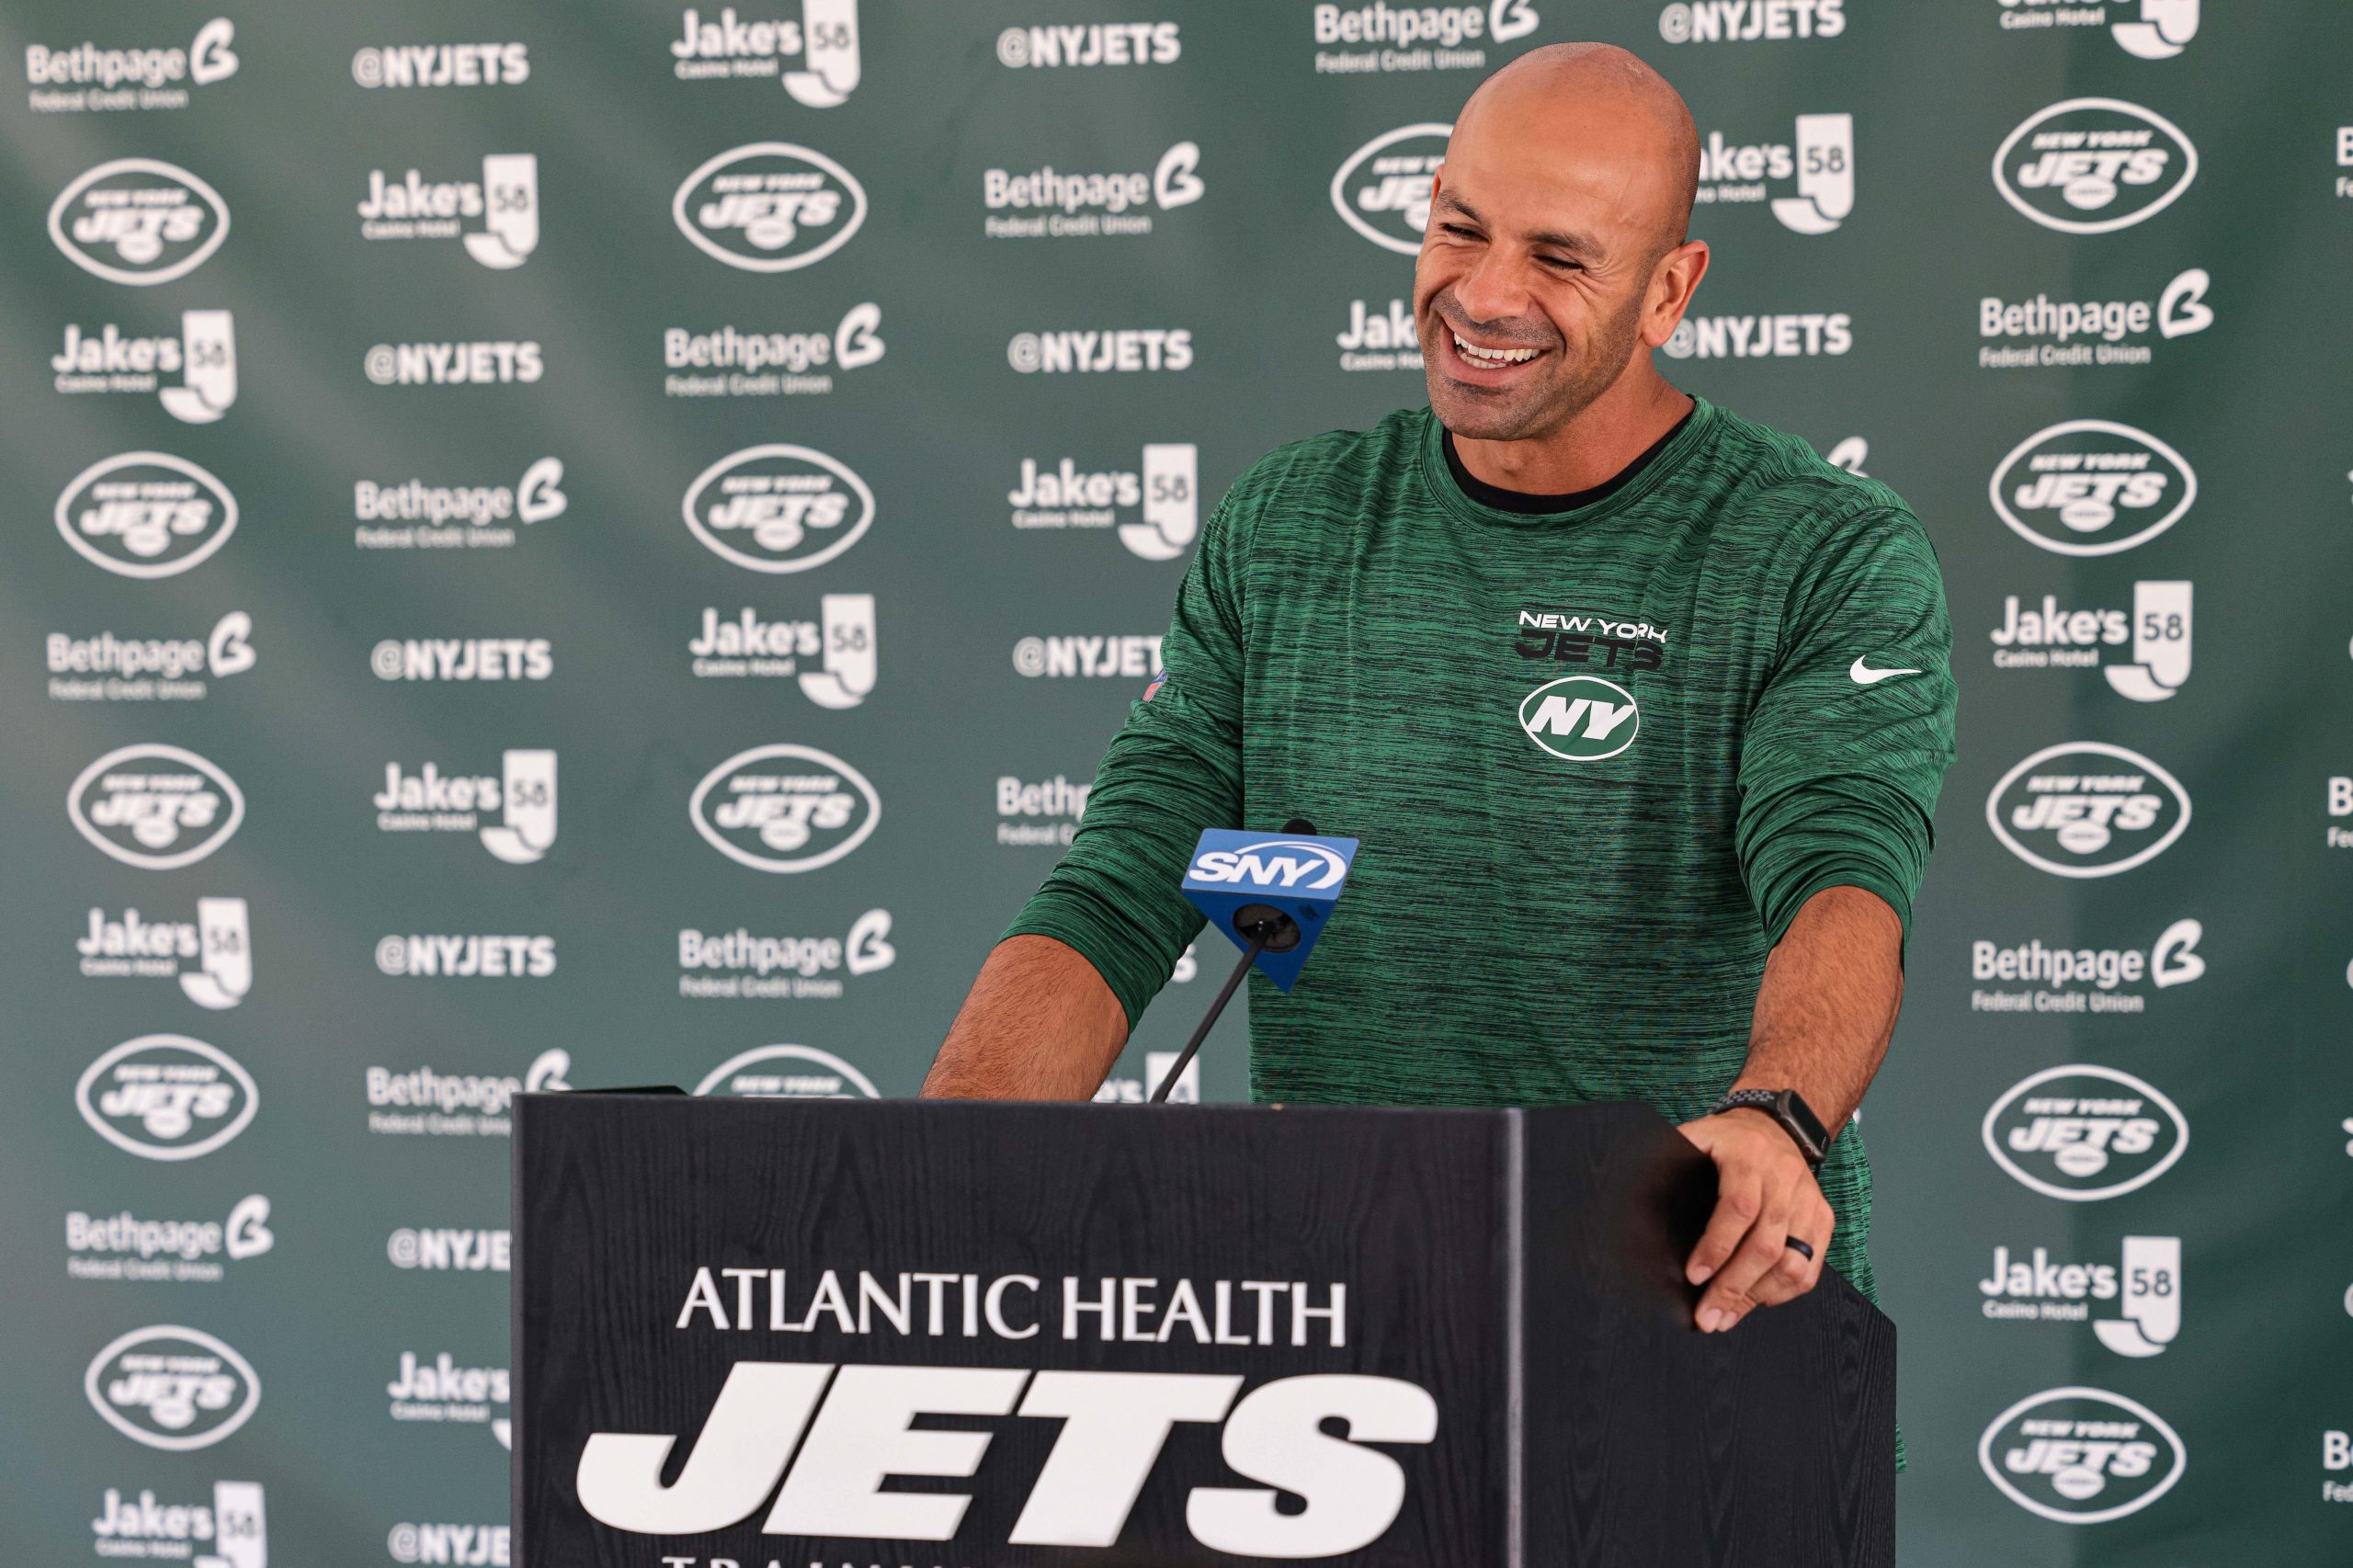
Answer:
[{"left": 1007, "top": 397, "right": 1958, "bottom": 1304}]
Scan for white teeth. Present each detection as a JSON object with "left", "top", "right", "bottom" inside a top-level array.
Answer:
[{"left": 1453, "top": 332, "right": 1537, "bottom": 366}]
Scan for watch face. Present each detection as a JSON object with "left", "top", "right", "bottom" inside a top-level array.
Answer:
[{"left": 1780, "top": 1091, "right": 1829, "bottom": 1153}]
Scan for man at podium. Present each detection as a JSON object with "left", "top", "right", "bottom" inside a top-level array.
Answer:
[{"left": 925, "top": 43, "right": 1956, "bottom": 1346}]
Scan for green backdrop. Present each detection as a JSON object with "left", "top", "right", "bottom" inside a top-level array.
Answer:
[{"left": 5, "top": 1, "right": 2349, "bottom": 1562}]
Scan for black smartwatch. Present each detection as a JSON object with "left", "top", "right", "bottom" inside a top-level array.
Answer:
[{"left": 1704, "top": 1088, "right": 1830, "bottom": 1170}]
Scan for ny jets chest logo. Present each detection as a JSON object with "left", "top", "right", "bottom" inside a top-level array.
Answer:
[{"left": 1518, "top": 676, "right": 1640, "bottom": 761}]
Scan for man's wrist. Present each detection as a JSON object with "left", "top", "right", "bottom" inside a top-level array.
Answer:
[{"left": 1705, "top": 1088, "right": 1829, "bottom": 1168}]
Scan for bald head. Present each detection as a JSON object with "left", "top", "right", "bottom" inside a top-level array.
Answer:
[
  {"left": 1455, "top": 43, "right": 1699, "bottom": 257},
  {"left": 1412, "top": 42, "right": 1710, "bottom": 449}
]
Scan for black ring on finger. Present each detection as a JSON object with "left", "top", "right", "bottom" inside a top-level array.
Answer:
[{"left": 1784, "top": 1236, "right": 1815, "bottom": 1262}]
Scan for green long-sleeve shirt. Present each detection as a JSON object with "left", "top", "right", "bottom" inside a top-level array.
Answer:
[{"left": 1008, "top": 397, "right": 1958, "bottom": 1303}]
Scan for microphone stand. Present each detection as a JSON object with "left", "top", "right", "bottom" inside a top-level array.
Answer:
[{"left": 1149, "top": 934, "right": 1265, "bottom": 1104}]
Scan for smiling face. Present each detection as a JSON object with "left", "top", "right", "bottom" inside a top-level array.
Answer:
[{"left": 1415, "top": 47, "right": 1703, "bottom": 443}]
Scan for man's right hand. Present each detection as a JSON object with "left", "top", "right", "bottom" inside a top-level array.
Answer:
[{"left": 921, "top": 935, "right": 1129, "bottom": 1098}]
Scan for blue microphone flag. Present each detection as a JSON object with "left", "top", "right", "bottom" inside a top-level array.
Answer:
[{"left": 1179, "top": 828, "right": 1358, "bottom": 992}]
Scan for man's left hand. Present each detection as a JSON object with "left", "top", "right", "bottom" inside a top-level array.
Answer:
[{"left": 1677, "top": 1107, "right": 1833, "bottom": 1332}]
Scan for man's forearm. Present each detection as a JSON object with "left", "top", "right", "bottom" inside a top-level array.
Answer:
[
  {"left": 921, "top": 935, "right": 1129, "bottom": 1099},
  {"left": 1729, "top": 884, "right": 1904, "bottom": 1130}
]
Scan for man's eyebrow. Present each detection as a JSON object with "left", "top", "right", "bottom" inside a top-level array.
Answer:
[{"left": 1431, "top": 190, "right": 1603, "bottom": 257}]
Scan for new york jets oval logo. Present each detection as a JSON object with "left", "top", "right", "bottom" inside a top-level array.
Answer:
[
  {"left": 694, "top": 1043, "right": 880, "bottom": 1099},
  {"left": 1983, "top": 1063, "right": 2188, "bottom": 1201},
  {"left": 50, "top": 158, "right": 230, "bottom": 285},
  {"left": 56, "top": 451, "right": 240, "bottom": 579},
  {"left": 1986, "top": 741, "right": 2188, "bottom": 878},
  {"left": 77, "top": 1034, "right": 260, "bottom": 1162},
  {"left": 682, "top": 445, "right": 875, "bottom": 574},
  {"left": 69, "top": 744, "right": 245, "bottom": 869},
  {"left": 689, "top": 743, "right": 880, "bottom": 873},
  {"left": 673, "top": 142, "right": 867, "bottom": 271},
  {"left": 1993, "top": 98, "right": 2197, "bottom": 234},
  {"left": 1518, "top": 676, "right": 1640, "bottom": 761},
  {"left": 85, "top": 1325, "right": 261, "bottom": 1451},
  {"left": 1332, "top": 123, "right": 1450, "bottom": 255},
  {"left": 1989, "top": 421, "right": 2195, "bottom": 557},
  {"left": 1979, "top": 1387, "right": 2185, "bottom": 1523}
]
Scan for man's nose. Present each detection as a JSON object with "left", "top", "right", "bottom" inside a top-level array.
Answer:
[{"left": 1448, "top": 248, "right": 1532, "bottom": 334}]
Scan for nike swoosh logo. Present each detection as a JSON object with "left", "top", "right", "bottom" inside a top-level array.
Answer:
[{"left": 1849, "top": 657, "right": 1920, "bottom": 685}]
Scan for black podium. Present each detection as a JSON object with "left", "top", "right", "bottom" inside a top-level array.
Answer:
[{"left": 515, "top": 1096, "right": 1893, "bottom": 1566}]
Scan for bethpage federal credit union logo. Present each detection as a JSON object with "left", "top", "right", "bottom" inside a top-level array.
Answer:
[
  {"left": 1658, "top": 0, "right": 1845, "bottom": 43},
  {"left": 56, "top": 451, "right": 238, "bottom": 579},
  {"left": 665, "top": 301, "right": 884, "bottom": 399},
  {"left": 1984, "top": 1063, "right": 2188, "bottom": 1201},
  {"left": 25, "top": 17, "right": 239, "bottom": 114},
  {"left": 1334, "top": 122, "right": 1449, "bottom": 254},
  {"left": 1518, "top": 676, "right": 1641, "bottom": 761},
  {"left": 689, "top": 595, "right": 876, "bottom": 708},
  {"left": 672, "top": 1, "right": 862, "bottom": 107},
  {"left": 77, "top": 895, "right": 254, "bottom": 1009},
  {"left": 53, "top": 310, "right": 237, "bottom": 422},
  {"left": 1981, "top": 1235, "right": 2181, "bottom": 1358},
  {"left": 1994, "top": 0, "right": 2200, "bottom": 60},
  {"left": 2332, "top": 776, "right": 2353, "bottom": 850},
  {"left": 1979, "top": 1387, "right": 2185, "bottom": 1523},
  {"left": 683, "top": 444, "right": 874, "bottom": 573},
  {"left": 93, "top": 1480, "right": 266, "bottom": 1566},
  {"left": 1013, "top": 634, "right": 1165, "bottom": 678},
  {"left": 367, "top": 1048, "right": 571, "bottom": 1138},
  {"left": 85, "top": 1326, "right": 260, "bottom": 1452},
  {"left": 995, "top": 20, "right": 1181, "bottom": 68},
  {"left": 678, "top": 909, "right": 895, "bottom": 999},
  {"left": 674, "top": 142, "right": 866, "bottom": 271},
  {"left": 50, "top": 158, "right": 228, "bottom": 285},
  {"left": 1986, "top": 741, "right": 2188, "bottom": 878},
  {"left": 997, "top": 774, "right": 1091, "bottom": 846},
  {"left": 69, "top": 743, "right": 244, "bottom": 869},
  {"left": 374, "top": 749, "right": 557, "bottom": 863},
  {"left": 1971, "top": 916, "right": 2204, "bottom": 1017},
  {"left": 695, "top": 1042, "right": 881, "bottom": 1096},
  {"left": 50, "top": 609, "right": 255, "bottom": 703},
  {"left": 370, "top": 636, "right": 552, "bottom": 682},
  {"left": 350, "top": 41, "right": 529, "bottom": 88},
  {"left": 1311, "top": 1, "right": 1539, "bottom": 75},
  {"left": 690, "top": 743, "right": 881, "bottom": 873},
  {"left": 68, "top": 1193, "right": 274, "bottom": 1283},
  {"left": 1990, "top": 581, "right": 2190, "bottom": 699},
  {"left": 78, "top": 1035, "right": 258, "bottom": 1162},
  {"left": 1009, "top": 444, "right": 1198, "bottom": 560},
  {"left": 358, "top": 155, "right": 539, "bottom": 268},
  {"left": 1695, "top": 114, "right": 1852, "bottom": 233},
  {"left": 1979, "top": 264, "right": 2211, "bottom": 369},
  {"left": 983, "top": 142, "right": 1202, "bottom": 239},
  {"left": 1337, "top": 298, "right": 1423, "bottom": 372},
  {"left": 1994, "top": 98, "right": 2197, "bottom": 234},
  {"left": 356, "top": 456, "right": 565, "bottom": 551},
  {"left": 1990, "top": 421, "right": 2195, "bottom": 556}
]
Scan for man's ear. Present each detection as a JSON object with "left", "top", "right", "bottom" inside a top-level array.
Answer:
[{"left": 1642, "top": 239, "right": 1711, "bottom": 348}]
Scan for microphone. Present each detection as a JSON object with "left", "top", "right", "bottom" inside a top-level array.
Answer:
[{"left": 1149, "top": 820, "right": 1360, "bottom": 1103}]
